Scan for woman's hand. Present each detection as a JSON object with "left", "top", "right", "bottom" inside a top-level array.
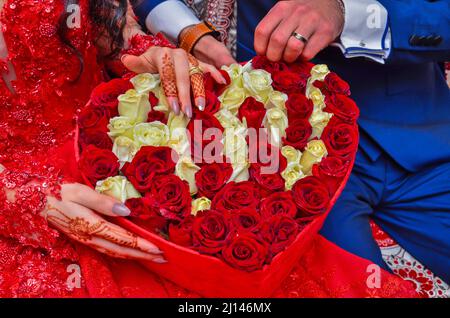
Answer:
[
  {"left": 121, "top": 47, "right": 226, "bottom": 118},
  {"left": 45, "top": 183, "right": 166, "bottom": 263}
]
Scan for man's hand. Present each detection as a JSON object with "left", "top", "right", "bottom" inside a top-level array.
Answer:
[
  {"left": 254, "top": 0, "right": 345, "bottom": 63},
  {"left": 191, "top": 34, "right": 237, "bottom": 69}
]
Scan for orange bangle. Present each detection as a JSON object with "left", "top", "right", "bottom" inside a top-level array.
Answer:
[{"left": 179, "top": 22, "right": 219, "bottom": 54}]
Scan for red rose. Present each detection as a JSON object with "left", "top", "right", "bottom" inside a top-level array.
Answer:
[
  {"left": 251, "top": 56, "right": 288, "bottom": 75},
  {"left": 238, "top": 97, "right": 266, "bottom": 129},
  {"left": 79, "top": 145, "right": 119, "bottom": 186},
  {"left": 292, "top": 176, "right": 330, "bottom": 217},
  {"left": 282, "top": 119, "right": 312, "bottom": 150},
  {"left": 248, "top": 139, "right": 287, "bottom": 174},
  {"left": 272, "top": 70, "right": 307, "bottom": 94},
  {"left": 78, "top": 104, "right": 110, "bottom": 131},
  {"left": 288, "top": 61, "right": 314, "bottom": 77},
  {"left": 230, "top": 208, "right": 261, "bottom": 233},
  {"left": 286, "top": 93, "right": 313, "bottom": 119},
  {"left": 315, "top": 72, "right": 350, "bottom": 96},
  {"left": 90, "top": 78, "right": 132, "bottom": 115},
  {"left": 260, "top": 215, "right": 299, "bottom": 256},
  {"left": 321, "top": 117, "right": 358, "bottom": 160},
  {"left": 260, "top": 191, "right": 298, "bottom": 219},
  {"left": 204, "top": 71, "right": 230, "bottom": 96},
  {"left": 168, "top": 216, "right": 195, "bottom": 247},
  {"left": 204, "top": 90, "right": 221, "bottom": 114},
  {"left": 211, "top": 181, "right": 261, "bottom": 213},
  {"left": 324, "top": 94, "right": 359, "bottom": 124},
  {"left": 148, "top": 92, "right": 160, "bottom": 107},
  {"left": 122, "top": 146, "right": 178, "bottom": 193},
  {"left": 147, "top": 110, "right": 167, "bottom": 124},
  {"left": 192, "top": 210, "right": 231, "bottom": 254},
  {"left": 79, "top": 129, "right": 113, "bottom": 150},
  {"left": 222, "top": 233, "right": 268, "bottom": 272},
  {"left": 125, "top": 197, "right": 167, "bottom": 233},
  {"left": 312, "top": 156, "right": 349, "bottom": 194},
  {"left": 187, "top": 110, "right": 224, "bottom": 164},
  {"left": 249, "top": 164, "right": 285, "bottom": 197},
  {"left": 145, "top": 174, "right": 191, "bottom": 221},
  {"left": 195, "top": 162, "right": 233, "bottom": 199}
]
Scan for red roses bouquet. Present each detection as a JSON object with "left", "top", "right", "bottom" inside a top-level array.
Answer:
[{"left": 77, "top": 56, "right": 359, "bottom": 297}]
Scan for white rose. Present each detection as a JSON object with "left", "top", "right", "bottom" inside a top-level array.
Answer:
[
  {"left": 214, "top": 109, "right": 246, "bottom": 130},
  {"left": 263, "top": 108, "right": 288, "bottom": 146},
  {"left": 118, "top": 89, "right": 150, "bottom": 123},
  {"left": 300, "top": 139, "right": 328, "bottom": 175},
  {"left": 130, "top": 73, "right": 160, "bottom": 94},
  {"left": 175, "top": 156, "right": 201, "bottom": 195},
  {"left": 281, "top": 163, "right": 305, "bottom": 190},
  {"left": 281, "top": 145, "right": 302, "bottom": 165},
  {"left": 108, "top": 116, "right": 134, "bottom": 139},
  {"left": 221, "top": 63, "right": 244, "bottom": 87},
  {"left": 218, "top": 85, "right": 247, "bottom": 116},
  {"left": 191, "top": 197, "right": 211, "bottom": 216},
  {"left": 309, "top": 110, "right": 333, "bottom": 139},
  {"left": 133, "top": 121, "right": 169, "bottom": 147},
  {"left": 96, "top": 176, "right": 141, "bottom": 203},
  {"left": 223, "top": 127, "right": 248, "bottom": 165},
  {"left": 228, "top": 162, "right": 250, "bottom": 183},
  {"left": 167, "top": 113, "right": 190, "bottom": 156},
  {"left": 243, "top": 69, "right": 273, "bottom": 102},
  {"left": 112, "top": 136, "right": 139, "bottom": 166},
  {"left": 266, "top": 90, "right": 288, "bottom": 111}
]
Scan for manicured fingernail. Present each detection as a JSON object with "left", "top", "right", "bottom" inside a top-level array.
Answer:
[
  {"left": 120, "top": 54, "right": 130, "bottom": 63},
  {"left": 112, "top": 203, "right": 131, "bottom": 216},
  {"left": 220, "top": 76, "right": 227, "bottom": 84},
  {"left": 196, "top": 97, "right": 206, "bottom": 111},
  {"left": 185, "top": 105, "right": 193, "bottom": 118},
  {"left": 171, "top": 100, "right": 180, "bottom": 115},
  {"left": 153, "top": 257, "right": 167, "bottom": 264},
  {"left": 149, "top": 247, "right": 164, "bottom": 255}
]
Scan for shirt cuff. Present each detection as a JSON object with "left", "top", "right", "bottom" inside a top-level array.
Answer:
[
  {"left": 145, "top": 0, "right": 200, "bottom": 44},
  {"left": 333, "top": 0, "right": 391, "bottom": 63}
]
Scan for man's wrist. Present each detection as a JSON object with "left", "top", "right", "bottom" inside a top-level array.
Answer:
[{"left": 178, "top": 22, "right": 220, "bottom": 54}]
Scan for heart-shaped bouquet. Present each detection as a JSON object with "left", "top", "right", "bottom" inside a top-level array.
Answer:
[{"left": 76, "top": 56, "right": 359, "bottom": 297}]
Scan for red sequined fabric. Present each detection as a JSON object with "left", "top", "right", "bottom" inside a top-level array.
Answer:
[{"left": 0, "top": 0, "right": 103, "bottom": 297}]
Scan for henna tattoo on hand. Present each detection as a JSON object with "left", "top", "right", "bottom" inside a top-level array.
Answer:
[
  {"left": 161, "top": 53, "right": 178, "bottom": 98},
  {"left": 47, "top": 205, "right": 138, "bottom": 249}
]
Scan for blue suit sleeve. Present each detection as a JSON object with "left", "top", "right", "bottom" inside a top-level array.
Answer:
[{"left": 379, "top": 0, "right": 450, "bottom": 64}]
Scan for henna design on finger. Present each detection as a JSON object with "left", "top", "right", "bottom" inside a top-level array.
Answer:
[
  {"left": 161, "top": 53, "right": 178, "bottom": 98},
  {"left": 46, "top": 205, "right": 138, "bottom": 249},
  {"left": 187, "top": 54, "right": 206, "bottom": 101}
]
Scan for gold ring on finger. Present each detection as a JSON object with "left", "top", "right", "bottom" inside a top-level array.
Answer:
[{"left": 189, "top": 66, "right": 203, "bottom": 76}]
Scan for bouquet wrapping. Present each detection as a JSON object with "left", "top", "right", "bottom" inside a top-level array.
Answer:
[{"left": 76, "top": 56, "right": 359, "bottom": 297}]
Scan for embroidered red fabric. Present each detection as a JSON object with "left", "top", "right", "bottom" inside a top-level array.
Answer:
[{"left": 0, "top": 0, "right": 419, "bottom": 298}]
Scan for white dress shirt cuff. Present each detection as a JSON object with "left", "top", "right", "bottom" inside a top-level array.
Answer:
[
  {"left": 146, "top": 0, "right": 200, "bottom": 44},
  {"left": 332, "top": 0, "right": 391, "bottom": 64}
]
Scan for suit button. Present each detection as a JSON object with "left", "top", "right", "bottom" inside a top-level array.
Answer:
[
  {"left": 425, "top": 35, "right": 435, "bottom": 46},
  {"left": 409, "top": 35, "right": 420, "bottom": 46},
  {"left": 432, "top": 35, "right": 443, "bottom": 46},
  {"left": 417, "top": 35, "right": 427, "bottom": 46}
]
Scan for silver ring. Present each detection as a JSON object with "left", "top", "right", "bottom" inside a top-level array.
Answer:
[{"left": 291, "top": 32, "right": 309, "bottom": 44}]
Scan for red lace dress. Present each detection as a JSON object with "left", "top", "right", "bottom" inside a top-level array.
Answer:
[{"left": 0, "top": 0, "right": 420, "bottom": 298}]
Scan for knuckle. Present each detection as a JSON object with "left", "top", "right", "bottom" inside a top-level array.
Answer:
[
  {"left": 173, "top": 48, "right": 187, "bottom": 57},
  {"left": 302, "top": 50, "right": 314, "bottom": 61},
  {"left": 271, "top": 33, "right": 284, "bottom": 46},
  {"left": 255, "top": 25, "right": 268, "bottom": 38}
]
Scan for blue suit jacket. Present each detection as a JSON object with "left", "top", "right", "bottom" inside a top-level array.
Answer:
[{"left": 136, "top": 0, "right": 450, "bottom": 172}]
